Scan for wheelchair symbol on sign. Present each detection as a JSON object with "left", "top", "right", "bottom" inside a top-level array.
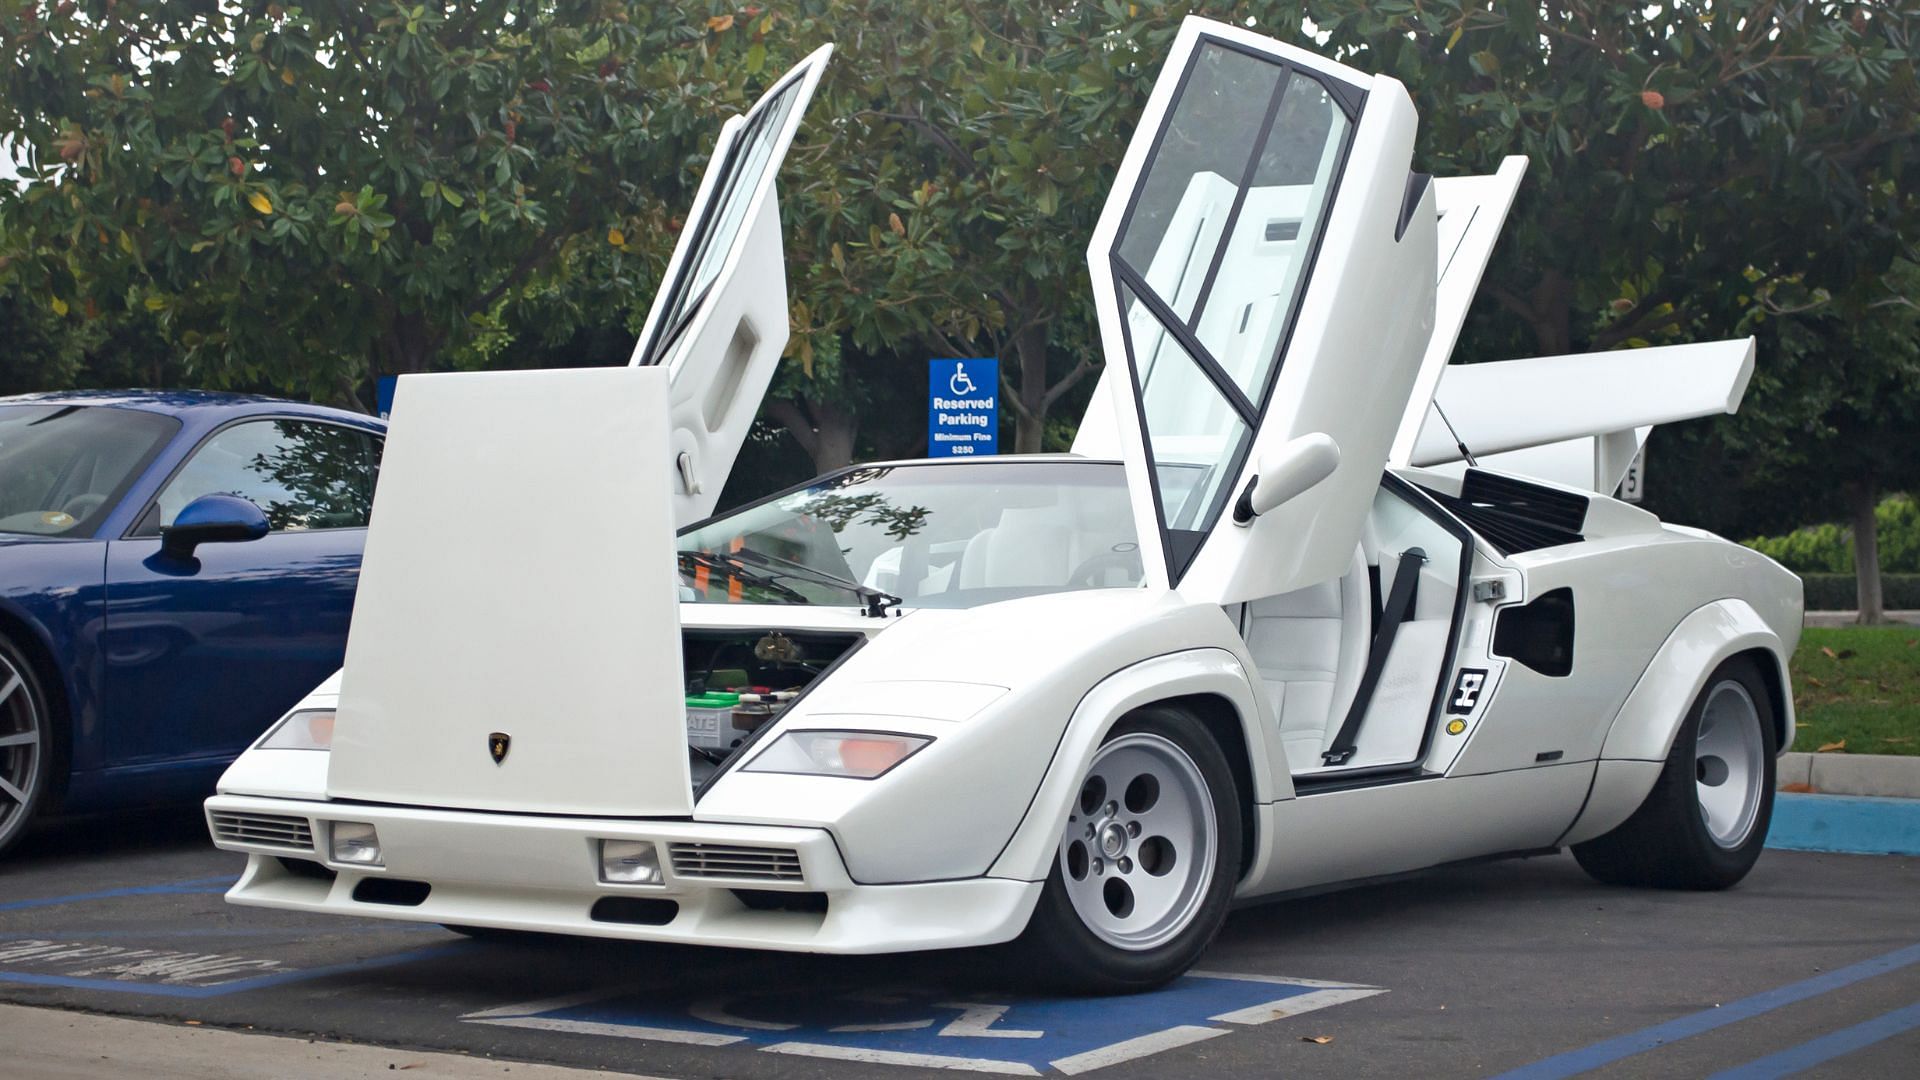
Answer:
[{"left": 949, "top": 362, "right": 978, "bottom": 396}]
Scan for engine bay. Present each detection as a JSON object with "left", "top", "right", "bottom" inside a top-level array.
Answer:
[{"left": 683, "top": 629, "right": 864, "bottom": 787}]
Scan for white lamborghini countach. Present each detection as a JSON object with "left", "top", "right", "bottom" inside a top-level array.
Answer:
[{"left": 206, "top": 19, "right": 1802, "bottom": 991}]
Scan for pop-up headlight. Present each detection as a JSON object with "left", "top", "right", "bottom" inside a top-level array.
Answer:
[
  {"left": 260, "top": 709, "right": 335, "bottom": 751},
  {"left": 330, "top": 821, "right": 383, "bottom": 866},
  {"left": 599, "top": 839, "right": 663, "bottom": 885},
  {"left": 744, "top": 730, "right": 930, "bottom": 779}
]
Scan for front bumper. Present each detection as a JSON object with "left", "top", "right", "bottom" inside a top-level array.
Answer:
[{"left": 204, "top": 794, "right": 1040, "bottom": 954}]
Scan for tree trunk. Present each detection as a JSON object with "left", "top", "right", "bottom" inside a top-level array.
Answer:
[
  {"left": 1012, "top": 324, "right": 1049, "bottom": 454},
  {"left": 1850, "top": 480, "right": 1884, "bottom": 625},
  {"left": 765, "top": 397, "right": 858, "bottom": 474}
]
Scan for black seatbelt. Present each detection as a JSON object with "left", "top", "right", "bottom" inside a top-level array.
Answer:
[{"left": 1323, "top": 547, "right": 1426, "bottom": 767}]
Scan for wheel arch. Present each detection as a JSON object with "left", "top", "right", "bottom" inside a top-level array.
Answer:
[
  {"left": 0, "top": 600, "right": 70, "bottom": 801},
  {"left": 988, "top": 648, "right": 1273, "bottom": 884},
  {"left": 1598, "top": 598, "right": 1794, "bottom": 765}
]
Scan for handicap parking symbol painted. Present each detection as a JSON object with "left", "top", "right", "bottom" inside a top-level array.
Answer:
[{"left": 465, "top": 970, "right": 1384, "bottom": 1074}]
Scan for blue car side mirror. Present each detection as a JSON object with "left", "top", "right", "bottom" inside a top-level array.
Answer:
[{"left": 161, "top": 494, "right": 270, "bottom": 560}]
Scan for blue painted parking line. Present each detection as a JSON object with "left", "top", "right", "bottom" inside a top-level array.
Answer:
[
  {"left": 1706, "top": 1000, "right": 1920, "bottom": 1079},
  {"left": 1766, "top": 793, "right": 1920, "bottom": 856},
  {"left": 466, "top": 969, "right": 1383, "bottom": 1074},
  {"left": 0, "top": 876, "right": 234, "bottom": 913},
  {"left": 1491, "top": 942, "right": 1920, "bottom": 1080}
]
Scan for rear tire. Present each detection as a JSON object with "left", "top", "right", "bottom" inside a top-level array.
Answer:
[
  {"left": 1573, "top": 657, "right": 1777, "bottom": 890},
  {"left": 0, "top": 636, "right": 55, "bottom": 860},
  {"left": 1011, "top": 705, "right": 1242, "bottom": 993}
]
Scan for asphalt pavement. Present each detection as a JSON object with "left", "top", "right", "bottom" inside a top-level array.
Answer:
[{"left": 0, "top": 808, "right": 1915, "bottom": 1079}]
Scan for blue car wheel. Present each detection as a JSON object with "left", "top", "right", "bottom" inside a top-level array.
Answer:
[{"left": 0, "top": 638, "right": 53, "bottom": 857}]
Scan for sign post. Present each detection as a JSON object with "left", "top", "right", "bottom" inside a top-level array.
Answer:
[{"left": 927, "top": 358, "right": 999, "bottom": 457}]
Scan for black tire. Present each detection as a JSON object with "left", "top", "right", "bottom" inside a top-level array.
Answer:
[
  {"left": 0, "top": 635, "right": 57, "bottom": 860},
  {"left": 1010, "top": 705, "right": 1242, "bottom": 994},
  {"left": 1573, "top": 656, "right": 1777, "bottom": 890}
]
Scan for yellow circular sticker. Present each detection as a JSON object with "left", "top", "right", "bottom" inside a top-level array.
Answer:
[
  {"left": 40, "top": 511, "right": 75, "bottom": 527},
  {"left": 1445, "top": 718, "right": 1467, "bottom": 736}
]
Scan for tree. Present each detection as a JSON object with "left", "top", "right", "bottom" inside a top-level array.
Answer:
[{"left": 0, "top": 1, "right": 701, "bottom": 405}]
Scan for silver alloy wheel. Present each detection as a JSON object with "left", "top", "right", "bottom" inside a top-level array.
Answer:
[
  {"left": 1694, "top": 679, "right": 1765, "bottom": 849},
  {"left": 1056, "top": 732, "right": 1217, "bottom": 951},
  {"left": 0, "top": 650, "right": 42, "bottom": 843}
]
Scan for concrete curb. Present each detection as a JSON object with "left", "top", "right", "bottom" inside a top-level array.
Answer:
[
  {"left": 1777, "top": 752, "right": 1920, "bottom": 798},
  {"left": 1801, "top": 610, "right": 1918, "bottom": 627},
  {"left": 1767, "top": 793, "right": 1920, "bottom": 856}
]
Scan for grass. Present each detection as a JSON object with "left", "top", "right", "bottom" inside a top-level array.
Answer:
[{"left": 1789, "top": 626, "right": 1920, "bottom": 756}]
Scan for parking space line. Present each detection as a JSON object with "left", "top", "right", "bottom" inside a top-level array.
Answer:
[
  {"left": 480, "top": 1015, "right": 749, "bottom": 1046},
  {"left": 0, "top": 877, "right": 233, "bottom": 914},
  {"left": 1705, "top": 1000, "right": 1920, "bottom": 1080},
  {"left": 1209, "top": 985, "right": 1385, "bottom": 1024},
  {"left": 761, "top": 1041, "right": 1044, "bottom": 1075},
  {"left": 1048, "top": 1025, "right": 1228, "bottom": 1075},
  {"left": 1491, "top": 942, "right": 1920, "bottom": 1080}
]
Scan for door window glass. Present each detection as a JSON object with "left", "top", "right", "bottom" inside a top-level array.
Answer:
[
  {"left": 154, "top": 420, "right": 377, "bottom": 531},
  {"left": 1123, "top": 283, "right": 1251, "bottom": 547},
  {"left": 1108, "top": 40, "right": 1358, "bottom": 583},
  {"left": 637, "top": 71, "right": 807, "bottom": 368}
]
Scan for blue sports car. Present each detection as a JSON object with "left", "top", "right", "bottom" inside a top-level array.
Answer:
[{"left": 0, "top": 390, "right": 385, "bottom": 856}]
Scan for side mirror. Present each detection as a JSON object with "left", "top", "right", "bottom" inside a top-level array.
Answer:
[
  {"left": 161, "top": 494, "right": 270, "bottom": 560},
  {"left": 1233, "top": 433, "right": 1341, "bottom": 525}
]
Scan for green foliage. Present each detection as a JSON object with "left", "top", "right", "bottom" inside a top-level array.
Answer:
[
  {"left": 1792, "top": 627, "right": 1920, "bottom": 756},
  {"left": 1799, "top": 574, "right": 1920, "bottom": 611},
  {"left": 1744, "top": 495, "right": 1920, "bottom": 574},
  {"left": 0, "top": 0, "right": 694, "bottom": 402}
]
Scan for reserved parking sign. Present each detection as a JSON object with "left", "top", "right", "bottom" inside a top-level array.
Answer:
[{"left": 927, "top": 358, "right": 998, "bottom": 457}]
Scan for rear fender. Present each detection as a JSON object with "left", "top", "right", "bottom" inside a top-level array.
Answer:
[
  {"left": 1599, "top": 598, "right": 1793, "bottom": 764},
  {"left": 987, "top": 648, "right": 1274, "bottom": 883},
  {"left": 1565, "top": 599, "right": 1793, "bottom": 846}
]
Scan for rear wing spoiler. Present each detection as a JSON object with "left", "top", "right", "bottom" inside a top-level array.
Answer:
[{"left": 1406, "top": 337, "right": 1756, "bottom": 493}]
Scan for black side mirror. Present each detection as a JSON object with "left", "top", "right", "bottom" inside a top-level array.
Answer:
[{"left": 160, "top": 494, "right": 270, "bottom": 560}]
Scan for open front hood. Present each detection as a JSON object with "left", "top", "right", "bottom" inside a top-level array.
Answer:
[{"left": 327, "top": 368, "right": 693, "bottom": 816}]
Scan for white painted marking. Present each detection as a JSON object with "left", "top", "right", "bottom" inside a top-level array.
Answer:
[
  {"left": 689, "top": 995, "right": 799, "bottom": 1031},
  {"left": 473, "top": 1015, "right": 747, "bottom": 1046},
  {"left": 1208, "top": 985, "right": 1387, "bottom": 1025},
  {"left": 1049, "top": 1024, "right": 1228, "bottom": 1075},
  {"left": 0, "top": 939, "right": 285, "bottom": 986},
  {"left": 461, "top": 988, "right": 626, "bottom": 1021},
  {"left": 1188, "top": 968, "right": 1368, "bottom": 988},
  {"left": 830, "top": 1019, "right": 936, "bottom": 1033},
  {"left": 762, "top": 1041, "right": 1042, "bottom": 1075},
  {"left": 936, "top": 1002, "right": 1044, "bottom": 1039}
]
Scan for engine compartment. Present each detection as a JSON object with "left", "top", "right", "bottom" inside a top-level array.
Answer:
[{"left": 682, "top": 629, "right": 864, "bottom": 787}]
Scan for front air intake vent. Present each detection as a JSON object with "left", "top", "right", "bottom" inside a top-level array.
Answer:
[
  {"left": 668, "top": 843, "right": 804, "bottom": 882},
  {"left": 211, "top": 812, "right": 314, "bottom": 852}
]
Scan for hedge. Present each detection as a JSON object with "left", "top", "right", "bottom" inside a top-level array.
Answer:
[
  {"left": 1741, "top": 494, "right": 1920, "bottom": 574},
  {"left": 1800, "top": 573, "right": 1920, "bottom": 612}
]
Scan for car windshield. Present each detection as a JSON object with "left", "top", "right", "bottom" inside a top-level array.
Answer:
[
  {"left": 678, "top": 461, "right": 1144, "bottom": 609},
  {"left": 0, "top": 404, "right": 179, "bottom": 537}
]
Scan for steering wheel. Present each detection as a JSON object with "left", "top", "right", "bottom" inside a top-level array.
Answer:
[
  {"left": 1069, "top": 546, "right": 1144, "bottom": 587},
  {"left": 61, "top": 493, "right": 108, "bottom": 520}
]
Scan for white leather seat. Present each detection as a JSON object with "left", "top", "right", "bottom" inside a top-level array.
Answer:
[
  {"left": 1242, "top": 545, "right": 1370, "bottom": 773},
  {"left": 959, "top": 507, "right": 1073, "bottom": 589}
]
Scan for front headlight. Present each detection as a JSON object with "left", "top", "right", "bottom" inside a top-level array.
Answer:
[
  {"left": 259, "top": 708, "right": 335, "bottom": 751},
  {"left": 743, "top": 730, "right": 931, "bottom": 779}
]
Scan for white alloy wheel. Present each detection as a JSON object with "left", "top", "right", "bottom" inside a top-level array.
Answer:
[
  {"left": 0, "top": 648, "right": 45, "bottom": 850},
  {"left": 1055, "top": 732, "right": 1218, "bottom": 951},
  {"left": 1694, "top": 679, "right": 1766, "bottom": 849}
]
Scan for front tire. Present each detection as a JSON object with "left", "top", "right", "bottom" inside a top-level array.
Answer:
[
  {"left": 1013, "top": 705, "right": 1242, "bottom": 993},
  {"left": 0, "top": 637, "right": 55, "bottom": 860},
  {"left": 1573, "top": 657, "right": 1777, "bottom": 890}
]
